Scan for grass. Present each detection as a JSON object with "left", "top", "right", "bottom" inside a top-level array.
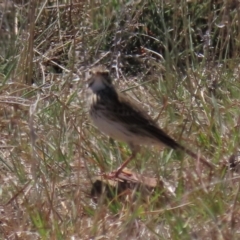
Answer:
[{"left": 1, "top": 0, "right": 240, "bottom": 239}]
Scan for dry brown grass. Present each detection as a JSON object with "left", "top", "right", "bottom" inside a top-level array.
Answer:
[{"left": 1, "top": 0, "right": 240, "bottom": 239}]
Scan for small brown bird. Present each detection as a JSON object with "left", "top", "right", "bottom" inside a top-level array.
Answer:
[{"left": 87, "top": 65, "right": 214, "bottom": 176}]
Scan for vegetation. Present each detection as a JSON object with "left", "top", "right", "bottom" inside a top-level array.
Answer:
[{"left": 1, "top": 0, "right": 240, "bottom": 239}]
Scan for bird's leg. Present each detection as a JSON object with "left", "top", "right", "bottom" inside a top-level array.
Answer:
[
  {"left": 102, "top": 144, "right": 139, "bottom": 179},
  {"left": 113, "top": 144, "right": 139, "bottom": 177},
  {"left": 114, "top": 153, "right": 136, "bottom": 176},
  {"left": 102, "top": 153, "right": 136, "bottom": 179}
]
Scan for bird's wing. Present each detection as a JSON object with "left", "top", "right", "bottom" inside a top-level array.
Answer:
[{"left": 105, "top": 91, "right": 181, "bottom": 149}]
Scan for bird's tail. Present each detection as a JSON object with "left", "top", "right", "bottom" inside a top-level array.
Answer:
[
  {"left": 176, "top": 143, "right": 214, "bottom": 170},
  {"left": 151, "top": 127, "right": 214, "bottom": 169}
]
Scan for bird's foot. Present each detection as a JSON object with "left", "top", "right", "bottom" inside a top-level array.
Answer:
[
  {"left": 100, "top": 167, "right": 133, "bottom": 180},
  {"left": 99, "top": 170, "right": 120, "bottom": 179}
]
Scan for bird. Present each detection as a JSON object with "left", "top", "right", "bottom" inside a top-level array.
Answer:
[{"left": 87, "top": 65, "right": 214, "bottom": 177}]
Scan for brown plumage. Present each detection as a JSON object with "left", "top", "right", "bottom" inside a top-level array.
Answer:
[{"left": 87, "top": 65, "right": 214, "bottom": 175}]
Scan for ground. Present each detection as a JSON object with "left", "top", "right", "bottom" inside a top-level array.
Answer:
[{"left": 1, "top": 1, "right": 240, "bottom": 239}]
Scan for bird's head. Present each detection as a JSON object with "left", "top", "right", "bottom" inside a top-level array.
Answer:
[{"left": 87, "top": 65, "right": 112, "bottom": 93}]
